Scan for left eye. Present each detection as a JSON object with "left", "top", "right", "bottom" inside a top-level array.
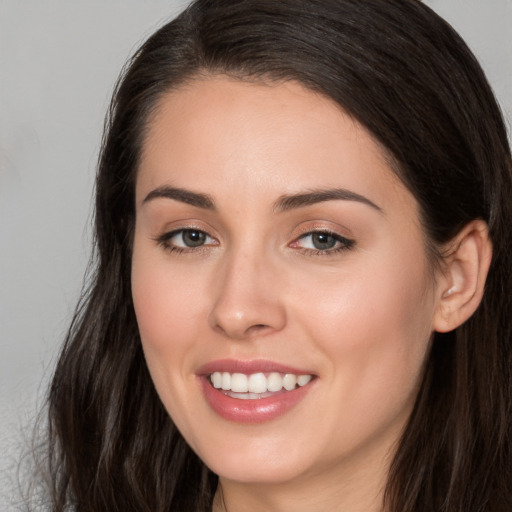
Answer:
[
  {"left": 295, "top": 232, "right": 353, "bottom": 251},
  {"left": 166, "top": 229, "right": 214, "bottom": 248}
]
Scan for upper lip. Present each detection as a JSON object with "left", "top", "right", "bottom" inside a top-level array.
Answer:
[{"left": 196, "top": 359, "right": 315, "bottom": 376}]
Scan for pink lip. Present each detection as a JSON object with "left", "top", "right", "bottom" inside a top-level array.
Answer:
[
  {"left": 196, "top": 358, "right": 313, "bottom": 376},
  {"left": 197, "top": 359, "right": 316, "bottom": 424}
]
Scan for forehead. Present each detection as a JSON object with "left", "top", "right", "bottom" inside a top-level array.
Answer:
[{"left": 137, "top": 76, "right": 410, "bottom": 215}]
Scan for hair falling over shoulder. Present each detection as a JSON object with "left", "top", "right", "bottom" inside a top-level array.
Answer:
[{"left": 31, "top": 1, "right": 511, "bottom": 510}]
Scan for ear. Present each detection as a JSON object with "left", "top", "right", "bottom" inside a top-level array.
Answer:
[{"left": 433, "top": 220, "right": 492, "bottom": 333}]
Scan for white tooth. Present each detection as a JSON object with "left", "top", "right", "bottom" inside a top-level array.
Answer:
[
  {"left": 211, "top": 372, "right": 222, "bottom": 388},
  {"left": 297, "top": 374, "right": 312, "bottom": 386},
  {"left": 221, "top": 372, "right": 231, "bottom": 390},
  {"left": 231, "top": 373, "right": 248, "bottom": 392},
  {"left": 248, "top": 373, "right": 267, "bottom": 393},
  {"left": 267, "top": 372, "right": 283, "bottom": 392},
  {"left": 283, "top": 374, "right": 297, "bottom": 391},
  {"left": 229, "top": 392, "right": 261, "bottom": 400}
]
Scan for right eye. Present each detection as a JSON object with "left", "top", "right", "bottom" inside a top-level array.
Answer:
[{"left": 157, "top": 228, "right": 216, "bottom": 252}]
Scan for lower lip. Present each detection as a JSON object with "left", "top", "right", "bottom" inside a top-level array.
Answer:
[{"left": 199, "top": 377, "right": 314, "bottom": 423}]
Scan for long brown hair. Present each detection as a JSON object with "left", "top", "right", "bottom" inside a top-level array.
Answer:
[{"left": 41, "top": 1, "right": 512, "bottom": 510}]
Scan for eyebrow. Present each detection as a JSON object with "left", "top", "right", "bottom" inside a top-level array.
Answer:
[
  {"left": 273, "top": 188, "right": 383, "bottom": 213},
  {"left": 142, "top": 186, "right": 215, "bottom": 210},
  {"left": 142, "top": 185, "right": 382, "bottom": 214}
]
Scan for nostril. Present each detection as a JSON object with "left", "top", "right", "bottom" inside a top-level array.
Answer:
[
  {"left": 245, "top": 324, "right": 273, "bottom": 337},
  {"left": 252, "top": 324, "right": 271, "bottom": 332}
]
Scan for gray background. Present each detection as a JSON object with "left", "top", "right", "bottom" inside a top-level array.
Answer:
[{"left": 1, "top": 0, "right": 511, "bottom": 508}]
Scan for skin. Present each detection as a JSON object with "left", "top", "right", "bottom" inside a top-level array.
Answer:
[{"left": 131, "top": 77, "right": 448, "bottom": 512}]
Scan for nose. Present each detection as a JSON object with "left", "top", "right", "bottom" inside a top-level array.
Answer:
[{"left": 208, "top": 247, "right": 287, "bottom": 340}]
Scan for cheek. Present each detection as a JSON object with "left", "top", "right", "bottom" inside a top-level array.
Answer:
[
  {"left": 293, "top": 251, "right": 435, "bottom": 418},
  {"left": 132, "top": 249, "right": 201, "bottom": 345},
  {"left": 296, "top": 258, "right": 433, "bottom": 347},
  {"left": 131, "top": 246, "right": 207, "bottom": 433},
  {"left": 130, "top": 242, "right": 209, "bottom": 399},
  {"left": 295, "top": 286, "right": 431, "bottom": 465}
]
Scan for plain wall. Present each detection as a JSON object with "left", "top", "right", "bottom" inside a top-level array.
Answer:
[{"left": 1, "top": 0, "right": 510, "bottom": 508}]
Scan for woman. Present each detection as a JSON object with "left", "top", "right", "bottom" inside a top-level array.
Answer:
[{"left": 42, "top": 0, "right": 512, "bottom": 510}]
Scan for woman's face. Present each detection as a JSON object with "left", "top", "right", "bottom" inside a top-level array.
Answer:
[{"left": 132, "top": 77, "right": 441, "bottom": 486}]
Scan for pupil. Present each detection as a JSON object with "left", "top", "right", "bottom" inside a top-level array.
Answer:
[
  {"left": 312, "top": 233, "right": 336, "bottom": 250},
  {"left": 183, "top": 230, "right": 206, "bottom": 247}
]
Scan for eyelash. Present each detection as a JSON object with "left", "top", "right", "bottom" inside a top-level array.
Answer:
[
  {"left": 293, "top": 230, "right": 355, "bottom": 256},
  {"left": 155, "top": 228, "right": 216, "bottom": 255},
  {"left": 155, "top": 228, "right": 355, "bottom": 256}
]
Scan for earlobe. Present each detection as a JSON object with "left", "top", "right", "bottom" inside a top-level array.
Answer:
[{"left": 433, "top": 220, "right": 492, "bottom": 333}]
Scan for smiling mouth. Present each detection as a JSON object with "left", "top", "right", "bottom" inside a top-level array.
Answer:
[{"left": 209, "top": 371, "right": 314, "bottom": 399}]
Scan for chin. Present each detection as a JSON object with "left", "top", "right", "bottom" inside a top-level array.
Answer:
[
  {"left": 209, "top": 458, "right": 306, "bottom": 485},
  {"left": 192, "top": 431, "right": 312, "bottom": 484}
]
